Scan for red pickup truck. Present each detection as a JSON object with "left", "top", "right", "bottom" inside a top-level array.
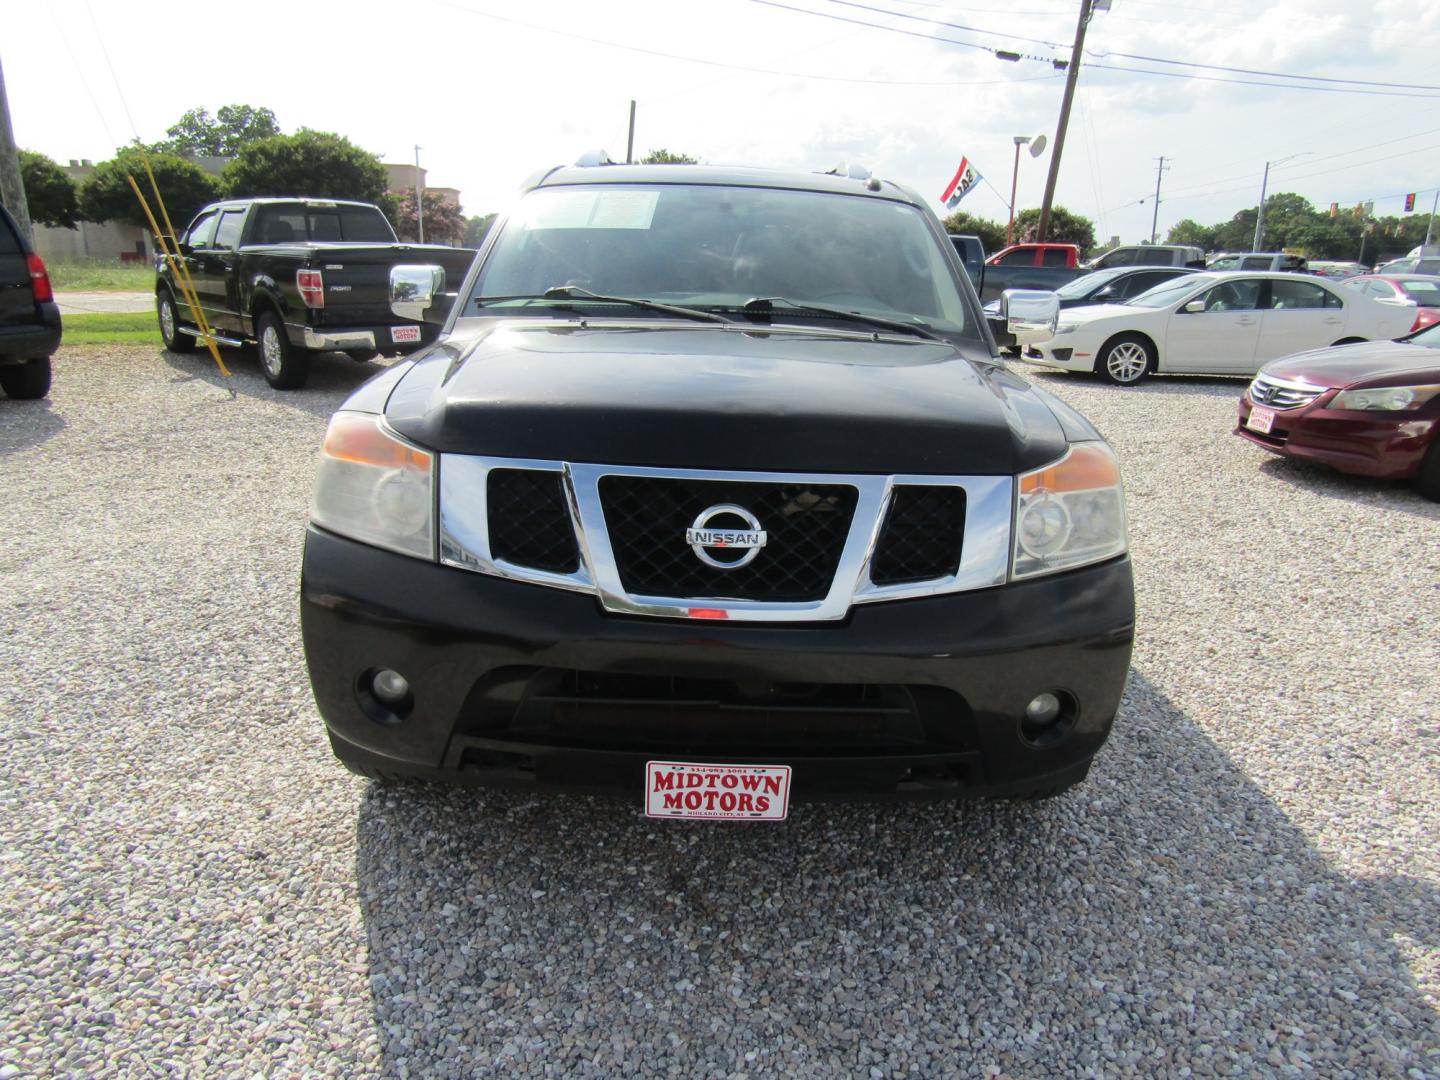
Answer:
[{"left": 986, "top": 243, "right": 1080, "bottom": 268}]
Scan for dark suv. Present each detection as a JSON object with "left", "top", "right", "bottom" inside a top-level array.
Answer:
[
  {"left": 0, "top": 203, "right": 60, "bottom": 399},
  {"left": 300, "top": 163, "right": 1135, "bottom": 816}
]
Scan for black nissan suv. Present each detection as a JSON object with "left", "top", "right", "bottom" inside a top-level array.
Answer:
[
  {"left": 0, "top": 203, "right": 61, "bottom": 400},
  {"left": 300, "top": 162, "right": 1135, "bottom": 813}
]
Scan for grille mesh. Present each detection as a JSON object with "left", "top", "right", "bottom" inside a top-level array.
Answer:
[
  {"left": 869, "top": 486, "right": 966, "bottom": 585},
  {"left": 487, "top": 469, "right": 580, "bottom": 574},
  {"left": 598, "top": 476, "right": 857, "bottom": 601}
]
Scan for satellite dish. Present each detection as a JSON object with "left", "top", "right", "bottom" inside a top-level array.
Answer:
[{"left": 1029, "top": 134, "right": 1048, "bottom": 158}]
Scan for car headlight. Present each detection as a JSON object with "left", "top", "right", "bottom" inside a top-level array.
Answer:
[
  {"left": 311, "top": 411, "right": 435, "bottom": 559},
  {"left": 1012, "top": 442, "right": 1127, "bottom": 580},
  {"left": 1053, "top": 322, "right": 1079, "bottom": 335},
  {"left": 1331, "top": 384, "right": 1440, "bottom": 411}
]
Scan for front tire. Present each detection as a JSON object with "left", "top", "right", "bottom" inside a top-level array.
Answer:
[
  {"left": 0, "top": 358, "right": 52, "bottom": 400},
  {"left": 256, "top": 310, "right": 311, "bottom": 390},
  {"left": 157, "top": 290, "right": 195, "bottom": 353},
  {"left": 1095, "top": 334, "right": 1155, "bottom": 386},
  {"left": 1417, "top": 439, "right": 1440, "bottom": 502}
]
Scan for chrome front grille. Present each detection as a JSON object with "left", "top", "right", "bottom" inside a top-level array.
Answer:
[
  {"left": 437, "top": 457, "right": 1013, "bottom": 623},
  {"left": 1248, "top": 374, "right": 1326, "bottom": 409}
]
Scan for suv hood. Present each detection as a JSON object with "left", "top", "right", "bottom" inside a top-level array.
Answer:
[{"left": 383, "top": 319, "right": 1069, "bottom": 474}]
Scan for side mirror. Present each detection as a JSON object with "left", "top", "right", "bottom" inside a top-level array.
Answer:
[
  {"left": 1183, "top": 299, "right": 1206, "bottom": 314},
  {"left": 176, "top": 242, "right": 193, "bottom": 256},
  {"left": 1094, "top": 286, "right": 1115, "bottom": 299},
  {"left": 1000, "top": 288, "right": 1060, "bottom": 344},
  {"left": 390, "top": 264, "right": 446, "bottom": 321}
]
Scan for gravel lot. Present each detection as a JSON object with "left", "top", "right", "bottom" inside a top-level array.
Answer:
[{"left": 1, "top": 344, "right": 1437, "bottom": 1077}]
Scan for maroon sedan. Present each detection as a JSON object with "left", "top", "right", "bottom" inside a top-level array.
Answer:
[{"left": 1236, "top": 325, "right": 1440, "bottom": 500}]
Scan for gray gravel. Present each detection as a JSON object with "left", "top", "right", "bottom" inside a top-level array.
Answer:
[{"left": 1, "top": 346, "right": 1437, "bottom": 1077}]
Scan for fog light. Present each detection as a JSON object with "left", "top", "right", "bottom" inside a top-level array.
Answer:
[
  {"left": 372, "top": 669, "right": 410, "bottom": 704},
  {"left": 1025, "top": 692, "right": 1062, "bottom": 725}
]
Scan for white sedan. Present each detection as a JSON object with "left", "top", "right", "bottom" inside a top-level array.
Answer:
[{"left": 1024, "top": 271, "right": 1413, "bottom": 385}]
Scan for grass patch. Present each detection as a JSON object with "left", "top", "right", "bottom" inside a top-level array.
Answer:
[
  {"left": 48, "top": 259, "right": 155, "bottom": 292},
  {"left": 63, "top": 311, "right": 161, "bottom": 345}
]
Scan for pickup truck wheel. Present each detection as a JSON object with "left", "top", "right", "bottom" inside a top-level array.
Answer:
[
  {"left": 256, "top": 311, "right": 311, "bottom": 390},
  {"left": 1095, "top": 334, "right": 1154, "bottom": 386},
  {"left": 0, "top": 357, "right": 52, "bottom": 400},
  {"left": 157, "top": 291, "right": 195, "bottom": 353}
]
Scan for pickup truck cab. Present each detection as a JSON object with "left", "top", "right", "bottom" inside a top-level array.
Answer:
[
  {"left": 975, "top": 243, "right": 1085, "bottom": 303},
  {"left": 0, "top": 202, "right": 61, "bottom": 400},
  {"left": 299, "top": 162, "right": 1134, "bottom": 811},
  {"left": 156, "top": 198, "right": 475, "bottom": 389}
]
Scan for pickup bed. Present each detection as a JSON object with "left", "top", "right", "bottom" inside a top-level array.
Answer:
[{"left": 156, "top": 198, "right": 475, "bottom": 388}]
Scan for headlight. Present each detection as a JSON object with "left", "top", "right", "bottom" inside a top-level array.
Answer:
[
  {"left": 1053, "top": 322, "right": 1079, "bottom": 335},
  {"left": 1331, "top": 384, "right": 1440, "bottom": 411},
  {"left": 1012, "top": 442, "right": 1127, "bottom": 580},
  {"left": 311, "top": 412, "right": 434, "bottom": 559}
]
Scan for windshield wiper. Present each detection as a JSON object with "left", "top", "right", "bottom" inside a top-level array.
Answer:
[
  {"left": 736, "top": 296, "right": 944, "bottom": 341},
  {"left": 540, "top": 285, "right": 732, "bottom": 324}
]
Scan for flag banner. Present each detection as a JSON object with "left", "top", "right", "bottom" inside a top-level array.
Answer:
[{"left": 941, "top": 158, "right": 983, "bottom": 209}]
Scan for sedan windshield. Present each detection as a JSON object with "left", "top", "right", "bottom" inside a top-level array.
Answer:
[
  {"left": 1056, "top": 267, "right": 1127, "bottom": 299},
  {"left": 1126, "top": 275, "right": 1214, "bottom": 308},
  {"left": 469, "top": 184, "right": 973, "bottom": 336}
]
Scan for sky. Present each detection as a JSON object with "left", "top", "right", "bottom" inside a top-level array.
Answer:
[{"left": 6, "top": 0, "right": 1439, "bottom": 246}]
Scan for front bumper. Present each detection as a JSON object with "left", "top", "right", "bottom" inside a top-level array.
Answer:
[
  {"left": 0, "top": 301, "right": 62, "bottom": 361},
  {"left": 1024, "top": 340, "right": 1087, "bottom": 371},
  {"left": 1236, "top": 392, "right": 1437, "bottom": 479},
  {"left": 301, "top": 527, "right": 1136, "bottom": 800}
]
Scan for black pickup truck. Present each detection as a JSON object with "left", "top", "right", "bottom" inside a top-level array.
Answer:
[
  {"left": 300, "top": 163, "right": 1134, "bottom": 813},
  {"left": 156, "top": 198, "right": 475, "bottom": 388}
]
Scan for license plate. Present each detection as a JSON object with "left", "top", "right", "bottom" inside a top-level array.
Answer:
[
  {"left": 1248, "top": 406, "right": 1276, "bottom": 434},
  {"left": 645, "top": 761, "right": 791, "bottom": 821},
  {"left": 390, "top": 325, "right": 421, "bottom": 343}
]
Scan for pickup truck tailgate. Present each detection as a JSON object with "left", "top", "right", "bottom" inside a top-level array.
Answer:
[{"left": 248, "top": 243, "right": 476, "bottom": 325}]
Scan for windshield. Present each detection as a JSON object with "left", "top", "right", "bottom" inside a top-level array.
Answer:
[
  {"left": 469, "top": 183, "right": 972, "bottom": 336},
  {"left": 1399, "top": 279, "right": 1440, "bottom": 306},
  {"left": 1208, "top": 255, "right": 1240, "bottom": 270},
  {"left": 1127, "top": 274, "right": 1213, "bottom": 308},
  {"left": 1057, "top": 267, "right": 1128, "bottom": 298}
]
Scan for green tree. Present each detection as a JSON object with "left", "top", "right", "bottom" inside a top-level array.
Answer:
[
  {"left": 393, "top": 190, "right": 466, "bottom": 246},
  {"left": 155, "top": 105, "right": 280, "bottom": 158},
  {"left": 1166, "top": 218, "right": 1214, "bottom": 249},
  {"left": 223, "top": 130, "right": 387, "bottom": 202},
  {"left": 941, "top": 210, "right": 1006, "bottom": 255},
  {"left": 463, "top": 213, "right": 496, "bottom": 247},
  {"left": 78, "top": 149, "right": 220, "bottom": 229},
  {"left": 641, "top": 149, "right": 698, "bottom": 164},
  {"left": 1012, "top": 206, "right": 1095, "bottom": 255},
  {"left": 19, "top": 150, "right": 79, "bottom": 228}
]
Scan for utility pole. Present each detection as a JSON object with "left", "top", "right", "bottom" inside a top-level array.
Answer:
[
  {"left": 1037, "top": 0, "right": 1102, "bottom": 241},
  {"left": 0, "top": 57, "right": 32, "bottom": 244},
  {"left": 414, "top": 145, "right": 424, "bottom": 245},
  {"left": 1250, "top": 161, "right": 1272, "bottom": 253},
  {"left": 1425, "top": 189, "right": 1438, "bottom": 249},
  {"left": 1149, "top": 156, "right": 1168, "bottom": 243},
  {"left": 626, "top": 101, "right": 636, "bottom": 164}
]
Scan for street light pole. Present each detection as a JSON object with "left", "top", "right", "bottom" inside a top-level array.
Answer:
[
  {"left": 1425, "top": 189, "right": 1438, "bottom": 249},
  {"left": 1007, "top": 136, "right": 1030, "bottom": 246},
  {"left": 414, "top": 145, "right": 424, "bottom": 245},
  {"left": 1251, "top": 152, "right": 1309, "bottom": 252},
  {"left": 1150, "top": 156, "right": 1167, "bottom": 244}
]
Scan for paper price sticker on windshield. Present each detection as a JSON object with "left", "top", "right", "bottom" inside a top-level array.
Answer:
[{"left": 645, "top": 761, "right": 791, "bottom": 821}]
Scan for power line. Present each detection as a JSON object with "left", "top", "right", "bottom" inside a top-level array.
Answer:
[
  {"left": 1085, "top": 62, "right": 1440, "bottom": 99},
  {"left": 424, "top": 0, "right": 1061, "bottom": 85},
  {"left": 817, "top": 0, "right": 1070, "bottom": 51}
]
